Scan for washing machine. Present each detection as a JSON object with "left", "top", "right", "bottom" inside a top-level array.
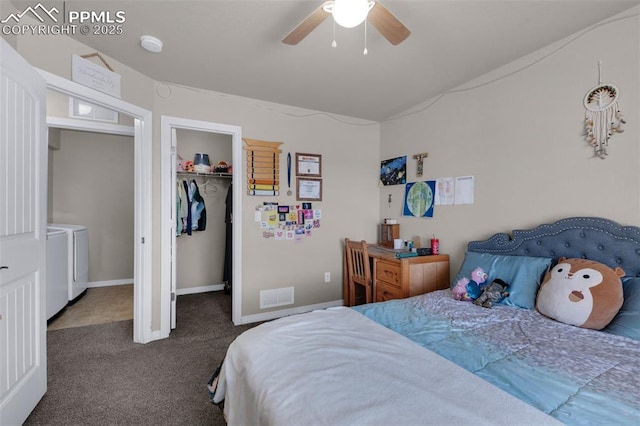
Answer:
[
  {"left": 48, "top": 224, "right": 89, "bottom": 302},
  {"left": 46, "top": 227, "right": 69, "bottom": 319}
]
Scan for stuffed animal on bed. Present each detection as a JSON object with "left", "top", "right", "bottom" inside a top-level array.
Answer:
[
  {"left": 536, "top": 257, "right": 624, "bottom": 330},
  {"left": 473, "top": 279, "right": 509, "bottom": 308},
  {"left": 453, "top": 267, "right": 488, "bottom": 300}
]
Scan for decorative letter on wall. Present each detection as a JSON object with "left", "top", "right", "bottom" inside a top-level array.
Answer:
[{"left": 412, "top": 152, "right": 428, "bottom": 177}]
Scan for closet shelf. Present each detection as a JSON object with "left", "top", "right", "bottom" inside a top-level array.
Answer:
[{"left": 177, "top": 171, "right": 232, "bottom": 179}]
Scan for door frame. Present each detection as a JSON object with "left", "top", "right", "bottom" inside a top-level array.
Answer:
[
  {"left": 160, "top": 115, "right": 242, "bottom": 336},
  {"left": 38, "top": 69, "right": 155, "bottom": 344}
]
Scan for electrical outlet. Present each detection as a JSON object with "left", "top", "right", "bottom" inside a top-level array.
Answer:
[{"left": 324, "top": 272, "right": 331, "bottom": 282}]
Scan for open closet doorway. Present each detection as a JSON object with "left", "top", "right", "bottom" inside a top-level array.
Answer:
[
  {"left": 160, "top": 116, "right": 242, "bottom": 337},
  {"left": 47, "top": 113, "right": 135, "bottom": 330},
  {"left": 40, "top": 69, "right": 154, "bottom": 344}
]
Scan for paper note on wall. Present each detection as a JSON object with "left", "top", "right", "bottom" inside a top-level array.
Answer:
[
  {"left": 266, "top": 212, "right": 278, "bottom": 227},
  {"left": 435, "top": 177, "right": 455, "bottom": 206},
  {"left": 454, "top": 176, "right": 475, "bottom": 205}
]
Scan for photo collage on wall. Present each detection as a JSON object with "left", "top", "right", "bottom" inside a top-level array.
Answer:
[{"left": 255, "top": 202, "right": 321, "bottom": 241}]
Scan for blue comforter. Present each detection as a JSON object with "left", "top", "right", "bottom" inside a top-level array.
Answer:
[{"left": 353, "top": 290, "right": 640, "bottom": 425}]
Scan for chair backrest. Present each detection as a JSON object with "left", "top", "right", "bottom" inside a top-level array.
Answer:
[{"left": 345, "top": 238, "right": 371, "bottom": 287}]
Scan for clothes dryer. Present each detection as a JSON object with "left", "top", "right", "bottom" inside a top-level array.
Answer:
[
  {"left": 46, "top": 227, "right": 68, "bottom": 319},
  {"left": 48, "top": 224, "right": 89, "bottom": 302}
]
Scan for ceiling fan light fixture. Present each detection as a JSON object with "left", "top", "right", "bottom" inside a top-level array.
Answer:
[
  {"left": 326, "top": 0, "right": 375, "bottom": 28},
  {"left": 283, "top": 1, "right": 409, "bottom": 46}
]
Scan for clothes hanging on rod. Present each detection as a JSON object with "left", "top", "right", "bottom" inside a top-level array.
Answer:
[
  {"left": 179, "top": 181, "right": 189, "bottom": 235},
  {"left": 223, "top": 182, "right": 232, "bottom": 293},
  {"left": 191, "top": 180, "right": 207, "bottom": 231},
  {"left": 182, "top": 179, "right": 193, "bottom": 235},
  {"left": 177, "top": 179, "right": 207, "bottom": 236},
  {"left": 177, "top": 181, "right": 183, "bottom": 236}
]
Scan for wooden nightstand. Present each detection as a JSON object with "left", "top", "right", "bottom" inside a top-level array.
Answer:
[{"left": 367, "top": 245, "right": 450, "bottom": 302}]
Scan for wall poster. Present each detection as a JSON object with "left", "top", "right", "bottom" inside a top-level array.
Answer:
[
  {"left": 403, "top": 180, "right": 435, "bottom": 218},
  {"left": 380, "top": 156, "right": 407, "bottom": 186}
]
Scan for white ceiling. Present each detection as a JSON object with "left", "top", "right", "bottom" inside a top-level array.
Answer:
[{"left": 9, "top": 0, "right": 640, "bottom": 121}]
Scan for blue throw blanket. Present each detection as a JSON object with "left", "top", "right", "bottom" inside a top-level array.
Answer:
[{"left": 353, "top": 290, "right": 640, "bottom": 425}]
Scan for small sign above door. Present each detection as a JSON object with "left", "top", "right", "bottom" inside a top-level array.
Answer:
[{"left": 72, "top": 54, "right": 121, "bottom": 98}]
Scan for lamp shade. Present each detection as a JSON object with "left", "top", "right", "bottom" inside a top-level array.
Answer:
[{"left": 332, "top": 0, "right": 373, "bottom": 28}]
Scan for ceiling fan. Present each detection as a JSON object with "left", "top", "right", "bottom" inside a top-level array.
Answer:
[{"left": 283, "top": 0, "right": 411, "bottom": 46}]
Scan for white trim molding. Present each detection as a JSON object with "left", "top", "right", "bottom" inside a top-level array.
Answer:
[
  {"left": 39, "top": 68, "right": 155, "bottom": 344},
  {"left": 160, "top": 115, "right": 243, "bottom": 339},
  {"left": 176, "top": 284, "right": 225, "bottom": 296},
  {"left": 46, "top": 116, "right": 134, "bottom": 136},
  {"left": 238, "top": 300, "right": 345, "bottom": 325},
  {"left": 87, "top": 279, "right": 134, "bottom": 288}
]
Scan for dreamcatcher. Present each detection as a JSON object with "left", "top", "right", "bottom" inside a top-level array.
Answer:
[{"left": 583, "top": 62, "right": 625, "bottom": 158}]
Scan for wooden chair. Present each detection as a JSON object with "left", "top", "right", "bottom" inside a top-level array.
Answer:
[{"left": 344, "top": 238, "right": 373, "bottom": 306}]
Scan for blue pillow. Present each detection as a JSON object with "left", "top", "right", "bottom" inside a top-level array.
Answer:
[
  {"left": 451, "top": 251, "right": 553, "bottom": 309},
  {"left": 603, "top": 277, "right": 640, "bottom": 341}
]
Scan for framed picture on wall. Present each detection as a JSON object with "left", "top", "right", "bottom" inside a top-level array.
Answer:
[
  {"left": 297, "top": 178, "right": 322, "bottom": 201},
  {"left": 295, "top": 153, "right": 322, "bottom": 177}
]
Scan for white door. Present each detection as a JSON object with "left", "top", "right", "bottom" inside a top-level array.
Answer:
[
  {"left": 170, "top": 128, "right": 177, "bottom": 329},
  {"left": 0, "top": 39, "right": 48, "bottom": 425}
]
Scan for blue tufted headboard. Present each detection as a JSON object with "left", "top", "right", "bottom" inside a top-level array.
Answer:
[{"left": 467, "top": 217, "right": 640, "bottom": 278}]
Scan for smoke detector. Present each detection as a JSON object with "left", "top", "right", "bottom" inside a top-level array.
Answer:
[{"left": 140, "top": 35, "right": 163, "bottom": 53}]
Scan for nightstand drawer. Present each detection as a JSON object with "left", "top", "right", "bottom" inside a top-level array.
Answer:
[
  {"left": 375, "top": 282, "right": 403, "bottom": 302},
  {"left": 376, "top": 261, "right": 401, "bottom": 287}
]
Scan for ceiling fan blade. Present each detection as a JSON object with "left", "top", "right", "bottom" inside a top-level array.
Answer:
[
  {"left": 282, "top": 4, "right": 330, "bottom": 45},
  {"left": 368, "top": 2, "right": 411, "bottom": 45}
]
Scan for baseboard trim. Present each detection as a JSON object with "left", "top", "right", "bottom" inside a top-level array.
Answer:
[
  {"left": 87, "top": 278, "right": 134, "bottom": 288},
  {"left": 148, "top": 328, "right": 167, "bottom": 342},
  {"left": 176, "top": 284, "right": 225, "bottom": 295},
  {"left": 237, "top": 299, "right": 344, "bottom": 325}
]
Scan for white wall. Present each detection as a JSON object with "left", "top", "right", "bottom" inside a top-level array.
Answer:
[
  {"left": 379, "top": 9, "right": 640, "bottom": 278},
  {"left": 153, "top": 84, "right": 380, "bottom": 316},
  {"left": 10, "top": 25, "right": 380, "bottom": 324},
  {"left": 12, "top": 24, "right": 154, "bottom": 111},
  {"left": 50, "top": 129, "right": 135, "bottom": 283}
]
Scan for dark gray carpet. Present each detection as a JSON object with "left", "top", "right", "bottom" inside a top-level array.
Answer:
[{"left": 25, "top": 291, "right": 255, "bottom": 425}]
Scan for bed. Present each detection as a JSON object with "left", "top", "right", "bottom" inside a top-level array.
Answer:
[{"left": 209, "top": 217, "right": 640, "bottom": 425}]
